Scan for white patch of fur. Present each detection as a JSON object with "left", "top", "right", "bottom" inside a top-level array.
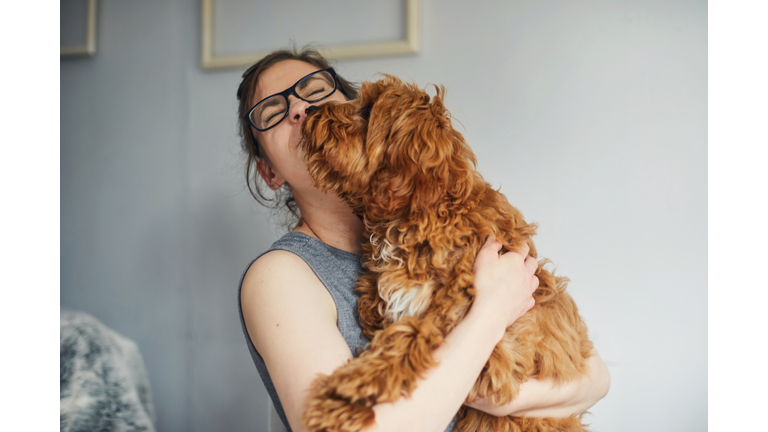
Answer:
[
  {"left": 370, "top": 234, "right": 430, "bottom": 322},
  {"left": 379, "top": 279, "right": 433, "bottom": 323},
  {"left": 370, "top": 234, "right": 403, "bottom": 265}
]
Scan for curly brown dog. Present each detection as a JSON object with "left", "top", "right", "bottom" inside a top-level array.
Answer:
[{"left": 299, "top": 75, "right": 594, "bottom": 432}]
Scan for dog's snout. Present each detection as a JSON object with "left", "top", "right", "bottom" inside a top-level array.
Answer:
[{"left": 306, "top": 105, "right": 321, "bottom": 115}]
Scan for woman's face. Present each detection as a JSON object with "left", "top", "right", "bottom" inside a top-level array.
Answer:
[{"left": 251, "top": 60, "right": 348, "bottom": 192}]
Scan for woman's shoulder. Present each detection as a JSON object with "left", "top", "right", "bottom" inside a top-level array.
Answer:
[
  {"left": 241, "top": 232, "right": 315, "bottom": 289},
  {"left": 241, "top": 248, "right": 338, "bottom": 340},
  {"left": 248, "top": 247, "right": 311, "bottom": 277},
  {"left": 242, "top": 247, "right": 330, "bottom": 303},
  {"left": 242, "top": 231, "right": 359, "bottom": 298}
]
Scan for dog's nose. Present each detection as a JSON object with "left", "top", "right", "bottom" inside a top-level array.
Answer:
[{"left": 306, "top": 105, "right": 321, "bottom": 115}]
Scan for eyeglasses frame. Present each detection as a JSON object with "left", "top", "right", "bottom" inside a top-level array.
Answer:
[{"left": 244, "top": 68, "right": 342, "bottom": 133}]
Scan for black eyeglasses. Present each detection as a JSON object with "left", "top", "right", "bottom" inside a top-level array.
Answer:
[{"left": 245, "top": 68, "right": 340, "bottom": 132}]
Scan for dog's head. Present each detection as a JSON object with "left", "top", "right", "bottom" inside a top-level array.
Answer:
[{"left": 300, "top": 75, "right": 477, "bottom": 221}]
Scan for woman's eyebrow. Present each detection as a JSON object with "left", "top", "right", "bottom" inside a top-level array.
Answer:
[
  {"left": 299, "top": 75, "right": 328, "bottom": 88},
  {"left": 260, "top": 97, "right": 284, "bottom": 109}
]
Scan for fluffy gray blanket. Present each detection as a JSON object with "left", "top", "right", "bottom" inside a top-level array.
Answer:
[{"left": 60, "top": 309, "right": 156, "bottom": 432}]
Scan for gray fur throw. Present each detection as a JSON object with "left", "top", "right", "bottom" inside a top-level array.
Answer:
[{"left": 60, "top": 309, "right": 156, "bottom": 432}]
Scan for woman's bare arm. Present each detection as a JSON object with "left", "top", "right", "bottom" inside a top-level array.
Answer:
[
  {"left": 467, "top": 349, "right": 611, "bottom": 418},
  {"left": 241, "top": 250, "right": 356, "bottom": 430}
]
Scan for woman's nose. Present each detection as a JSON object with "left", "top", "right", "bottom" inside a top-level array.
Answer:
[{"left": 287, "top": 95, "right": 314, "bottom": 123}]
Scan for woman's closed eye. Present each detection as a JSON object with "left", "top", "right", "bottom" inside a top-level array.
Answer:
[
  {"left": 262, "top": 107, "right": 286, "bottom": 126},
  {"left": 306, "top": 87, "right": 327, "bottom": 98}
]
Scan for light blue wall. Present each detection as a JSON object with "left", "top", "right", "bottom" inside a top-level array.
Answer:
[{"left": 60, "top": 1, "right": 707, "bottom": 431}]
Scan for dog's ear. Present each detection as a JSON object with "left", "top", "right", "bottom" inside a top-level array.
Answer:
[
  {"left": 358, "top": 81, "right": 382, "bottom": 109},
  {"left": 411, "top": 85, "right": 477, "bottom": 213},
  {"left": 359, "top": 75, "right": 403, "bottom": 108},
  {"left": 364, "top": 83, "right": 477, "bottom": 219},
  {"left": 426, "top": 84, "right": 477, "bottom": 199}
]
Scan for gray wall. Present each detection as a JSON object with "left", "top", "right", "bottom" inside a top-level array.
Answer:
[{"left": 60, "top": 1, "right": 707, "bottom": 431}]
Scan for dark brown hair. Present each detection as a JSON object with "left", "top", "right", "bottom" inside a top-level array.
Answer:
[{"left": 236, "top": 47, "right": 359, "bottom": 226}]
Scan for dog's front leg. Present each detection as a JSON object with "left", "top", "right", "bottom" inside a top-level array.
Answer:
[{"left": 303, "top": 315, "right": 446, "bottom": 432}]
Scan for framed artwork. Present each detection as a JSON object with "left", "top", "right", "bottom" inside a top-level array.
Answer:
[
  {"left": 61, "top": 0, "right": 97, "bottom": 57},
  {"left": 200, "top": 0, "right": 420, "bottom": 70}
]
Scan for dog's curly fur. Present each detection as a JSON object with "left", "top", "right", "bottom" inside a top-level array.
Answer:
[{"left": 299, "top": 75, "right": 594, "bottom": 432}]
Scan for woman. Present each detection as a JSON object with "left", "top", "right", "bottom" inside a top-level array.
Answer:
[{"left": 236, "top": 48, "right": 610, "bottom": 432}]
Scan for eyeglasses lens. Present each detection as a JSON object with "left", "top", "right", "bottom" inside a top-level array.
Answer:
[{"left": 250, "top": 70, "right": 336, "bottom": 131}]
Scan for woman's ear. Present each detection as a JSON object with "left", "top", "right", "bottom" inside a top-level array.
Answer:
[{"left": 256, "top": 158, "right": 285, "bottom": 190}]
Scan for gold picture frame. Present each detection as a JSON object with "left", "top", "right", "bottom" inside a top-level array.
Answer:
[
  {"left": 200, "top": 0, "right": 420, "bottom": 70},
  {"left": 61, "top": 0, "right": 97, "bottom": 57}
]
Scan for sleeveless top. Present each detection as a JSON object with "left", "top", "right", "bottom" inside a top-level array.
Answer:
[{"left": 237, "top": 231, "right": 458, "bottom": 432}]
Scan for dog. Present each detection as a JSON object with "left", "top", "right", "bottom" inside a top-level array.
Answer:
[{"left": 299, "top": 75, "right": 594, "bottom": 432}]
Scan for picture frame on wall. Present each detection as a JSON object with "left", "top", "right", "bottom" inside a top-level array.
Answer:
[
  {"left": 200, "top": 0, "right": 420, "bottom": 70},
  {"left": 61, "top": 0, "right": 98, "bottom": 57}
]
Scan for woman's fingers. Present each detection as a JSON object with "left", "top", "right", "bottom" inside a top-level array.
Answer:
[
  {"left": 474, "top": 236, "right": 502, "bottom": 273},
  {"left": 504, "top": 244, "right": 539, "bottom": 306},
  {"left": 481, "top": 236, "right": 503, "bottom": 254},
  {"left": 525, "top": 256, "right": 539, "bottom": 286},
  {"left": 524, "top": 255, "right": 537, "bottom": 271},
  {"left": 518, "top": 241, "right": 530, "bottom": 257}
]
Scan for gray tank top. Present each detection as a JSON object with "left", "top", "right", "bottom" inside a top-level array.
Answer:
[{"left": 237, "top": 232, "right": 458, "bottom": 432}]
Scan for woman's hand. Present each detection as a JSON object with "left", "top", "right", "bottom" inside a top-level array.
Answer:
[{"left": 471, "top": 236, "right": 539, "bottom": 332}]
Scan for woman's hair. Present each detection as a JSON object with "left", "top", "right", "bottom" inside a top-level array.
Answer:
[{"left": 236, "top": 46, "right": 359, "bottom": 227}]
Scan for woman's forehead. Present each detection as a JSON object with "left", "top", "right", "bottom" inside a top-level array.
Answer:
[{"left": 253, "top": 60, "right": 322, "bottom": 104}]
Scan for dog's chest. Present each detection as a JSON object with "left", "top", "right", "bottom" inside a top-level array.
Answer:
[{"left": 369, "top": 233, "right": 472, "bottom": 324}]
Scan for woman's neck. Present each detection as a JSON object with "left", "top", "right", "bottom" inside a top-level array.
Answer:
[{"left": 292, "top": 189, "right": 366, "bottom": 255}]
